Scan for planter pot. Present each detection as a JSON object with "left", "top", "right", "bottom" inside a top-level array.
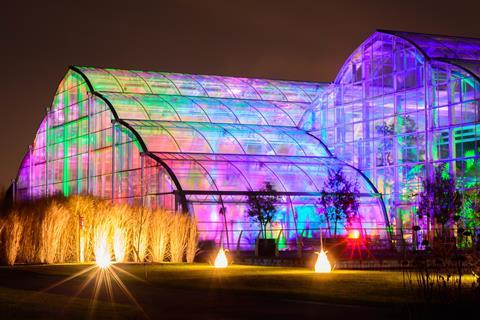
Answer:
[{"left": 256, "top": 238, "right": 276, "bottom": 257}]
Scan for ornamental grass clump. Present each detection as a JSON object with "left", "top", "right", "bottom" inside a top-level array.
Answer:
[
  {"left": 1, "top": 211, "right": 23, "bottom": 266},
  {"left": 149, "top": 210, "right": 172, "bottom": 263},
  {"left": 169, "top": 214, "right": 190, "bottom": 263},
  {"left": 185, "top": 216, "right": 198, "bottom": 263},
  {"left": 0, "top": 196, "right": 197, "bottom": 265}
]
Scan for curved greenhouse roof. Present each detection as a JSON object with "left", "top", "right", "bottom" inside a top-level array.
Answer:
[
  {"left": 15, "top": 53, "right": 397, "bottom": 245},
  {"left": 72, "top": 66, "right": 323, "bottom": 103},
  {"left": 149, "top": 153, "right": 375, "bottom": 195},
  {"left": 45, "top": 66, "right": 386, "bottom": 204},
  {"left": 437, "top": 58, "right": 480, "bottom": 80},
  {"left": 100, "top": 92, "right": 310, "bottom": 127},
  {"left": 13, "top": 63, "right": 393, "bottom": 242},
  {"left": 124, "top": 120, "right": 330, "bottom": 157},
  {"left": 334, "top": 30, "right": 480, "bottom": 85},
  {"left": 380, "top": 30, "right": 480, "bottom": 61},
  {"left": 63, "top": 66, "right": 382, "bottom": 195}
]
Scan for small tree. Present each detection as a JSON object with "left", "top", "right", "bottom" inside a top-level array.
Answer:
[
  {"left": 417, "top": 164, "right": 463, "bottom": 239},
  {"left": 318, "top": 168, "right": 360, "bottom": 238},
  {"left": 375, "top": 121, "right": 395, "bottom": 166},
  {"left": 375, "top": 115, "right": 421, "bottom": 165},
  {"left": 461, "top": 190, "right": 480, "bottom": 231},
  {"left": 246, "top": 182, "right": 279, "bottom": 239}
]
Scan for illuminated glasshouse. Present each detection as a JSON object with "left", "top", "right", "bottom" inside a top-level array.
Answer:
[
  {"left": 14, "top": 66, "right": 388, "bottom": 248},
  {"left": 302, "top": 30, "right": 480, "bottom": 241},
  {"left": 15, "top": 30, "right": 480, "bottom": 248}
]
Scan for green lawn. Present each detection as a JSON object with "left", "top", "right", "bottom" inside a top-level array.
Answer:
[
  {"left": 0, "top": 264, "right": 476, "bottom": 319},
  {"left": 0, "top": 285, "right": 137, "bottom": 319},
  {"left": 131, "top": 264, "right": 411, "bottom": 305}
]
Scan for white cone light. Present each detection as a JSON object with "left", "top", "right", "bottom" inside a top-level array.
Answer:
[
  {"left": 214, "top": 247, "right": 228, "bottom": 268},
  {"left": 314, "top": 249, "right": 332, "bottom": 273}
]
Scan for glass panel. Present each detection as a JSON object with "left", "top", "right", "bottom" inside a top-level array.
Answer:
[
  {"left": 102, "top": 93, "right": 149, "bottom": 120},
  {"left": 191, "top": 97, "right": 239, "bottom": 124},
  {"left": 76, "top": 67, "right": 122, "bottom": 92},
  {"left": 274, "top": 102, "right": 309, "bottom": 125},
  {"left": 247, "top": 101, "right": 295, "bottom": 126},
  {"left": 250, "top": 127, "right": 305, "bottom": 156},
  {"left": 55, "top": 70, "right": 86, "bottom": 95},
  {"left": 263, "top": 162, "right": 317, "bottom": 192},
  {"left": 163, "top": 160, "right": 216, "bottom": 191},
  {"left": 193, "top": 76, "right": 235, "bottom": 98},
  {"left": 161, "top": 96, "right": 210, "bottom": 122},
  {"left": 133, "top": 125, "right": 181, "bottom": 153},
  {"left": 284, "top": 129, "right": 329, "bottom": 156},
  {"left": 269, "top": 81, "right": 312, "bottom": 102},
  {"left": 219, "top": 99, "right": 267, "bottom": 125},
  {"left": 248, "top": 79, "right": 286, "bottom": 101},
  {"left": 228, "top": 160, "right": 285, "bottom": 191},
  {"left": 392, "top": 31, "right": 480, "bottom": 60},
  {"left": 164, "top": 73, "right": 207, "bottom": 96},
  {"left": 195, "top": 161, "right": 251, "bottom": 191},
  {"left": 219, "top": 77, "right": 261, "bottom": 100},
  {"left": 133, "top": 95, "right": 180, "bottom": 121},
  {"left": 135, "top": 71, "right": 180, "bottom": 95},
  {"left": 219, "top": 124, "right": 275, "bottom": 155},
  {"left": 106, "top": 69, "right": 152, "bottom": 94},
  {"left": 152, "top": 122, "right": 212, "bottom": 153},
  {"left": 190, "top": 123, "right": 245, "bottom": 154}
]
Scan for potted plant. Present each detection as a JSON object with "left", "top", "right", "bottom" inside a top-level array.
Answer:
[{"left": 246, "top": 182, "right": 280, "bottom": 257}]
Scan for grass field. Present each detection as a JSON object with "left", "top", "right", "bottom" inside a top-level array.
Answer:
[{"left": 0, "top": 263, "right": 476, "bottom": 319}]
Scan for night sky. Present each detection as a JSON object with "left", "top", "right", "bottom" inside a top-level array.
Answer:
[{"left": 2, "top": 0, "right": 480, "bottom": 189}]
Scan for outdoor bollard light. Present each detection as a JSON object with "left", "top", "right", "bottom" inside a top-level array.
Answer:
[
  {"left": 348, "top": 229, "right": 360, "bottom": 239},
  {"left": 96, "top": 253, "right": 111, "bottom": 269},
  {"left": 314, "top": 250, "right": 332, "bottom": 273},
  {"left": 315, "top": 230, "right": 331, "bottom": 273},
  {"left": 214, "top": 247, "right": 228, "bottom": 268},
  {"left": 95, "top": 231, "right": 111, "bottom": 269}
]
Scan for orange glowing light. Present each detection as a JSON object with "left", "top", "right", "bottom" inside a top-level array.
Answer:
[
  {"left": 96, "top": 253, "right": 111, "bottom": 269},
  {"left": 348, "top": 229, "right": 360, "bottom": 239},
  {"left": 214, "top": 247, "right": 228, "bottom": 268},
  {"left": 314, "top": 250, "right": 332, "bottom": 273},
  {"left": 94, "top": 231, "right": 111, "bottom": 269}
]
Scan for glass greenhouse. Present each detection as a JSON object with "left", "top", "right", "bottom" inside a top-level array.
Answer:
[
  {"left": 17, "top": 29, "right": 480, "bottom": 248},
  {"left": 303, "top": 30, "right": 480, "bottom": 242},
  {"left": 15, "top": 66, "right": 388, "bottom": 248}
]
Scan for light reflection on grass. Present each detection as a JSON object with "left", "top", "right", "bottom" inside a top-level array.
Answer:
[{"left": 1, "top": 263, "right": 477, "bottom": 317}]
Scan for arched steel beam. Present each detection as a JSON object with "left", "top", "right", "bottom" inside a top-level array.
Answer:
[{"left": 69, "top": 66, "right": 189, "bottom": 212}]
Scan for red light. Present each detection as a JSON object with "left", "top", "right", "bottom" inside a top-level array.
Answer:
[{"left": 348, "top": 230, "right": 360, "bottom": 239}]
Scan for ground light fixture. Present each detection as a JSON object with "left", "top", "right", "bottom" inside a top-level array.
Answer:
[
  {"left": 315, "top": 231, "right": 332, "bottom": 273},
  {"left": 214, "top": 247, "right": 228, "bottom": 268},
  {"left": 348, "top": 229, "right": 360, "bottom": 239},
  {"left": 96, "top": 252, "right": 112, "bottom": 269},
  {"left": 314, "top": 249, "right": 332, "bottom": 273},
  {"left": 95, "top": 235, "right": 112, "bottom": 269}
]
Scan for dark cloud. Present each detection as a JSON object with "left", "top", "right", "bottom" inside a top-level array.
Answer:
[{"left": 1, "top": 0, "right": 480, "bottom": 187}]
